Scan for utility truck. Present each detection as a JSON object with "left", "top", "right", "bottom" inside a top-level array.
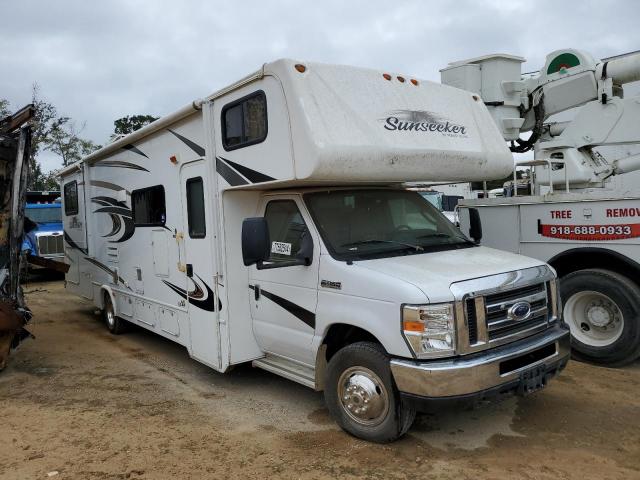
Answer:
[
  {"left": 446, "top": 49, "right": 640, "bottom": 366},
  {"left": 60, "top": 60, "right": 568, "bottom": 442}
]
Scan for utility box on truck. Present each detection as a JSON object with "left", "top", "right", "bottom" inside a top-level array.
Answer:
[{"left": 60, "top": 59, "right": 568, "bottom": 442}]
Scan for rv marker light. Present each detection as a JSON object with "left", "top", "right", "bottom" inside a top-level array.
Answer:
[
  {"left": 397, "top": 76, "right": 405, "bottom": 83},
  {"left": 410, "top": 79, "right": 419, "bottom": 86},
  {"left": 294, "top": 64, "right": 306, "bottom": 73},
  {"left": 382, "top": 73, "right": 391, "bottom": 81},
  {"left": 170, "top": 155, "right": 178, "bottom": 164}
]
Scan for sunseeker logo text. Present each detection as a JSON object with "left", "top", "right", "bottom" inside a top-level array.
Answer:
[{"left": 382, "top": 110, "right": 468, "bottom": 137}]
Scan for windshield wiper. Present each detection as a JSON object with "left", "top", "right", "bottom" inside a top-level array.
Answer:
[
  {"left": 417, "top": 232, "right": 476, "bottom": 245},
  {"left": 340, "top": 239, "right": 424, "bottom": 251}
]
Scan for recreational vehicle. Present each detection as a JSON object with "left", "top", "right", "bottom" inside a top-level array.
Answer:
[{"left": 60, "top": 60, "right": 569, "bottom": 442}]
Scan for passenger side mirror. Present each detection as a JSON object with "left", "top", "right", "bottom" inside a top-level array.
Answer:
[
  {"left": 241, "top": 217, "right": 270, "bottom": 266},
  {"left": 468, "top": 208, "right": 483, "bottom": 244},
  {"left": 296, "top": 230, "right": 314, "bottom": 266}
]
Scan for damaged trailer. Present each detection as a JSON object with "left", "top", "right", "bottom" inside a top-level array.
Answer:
[{"left": 0, "top": 105, "right": 34, "bottom": 370}]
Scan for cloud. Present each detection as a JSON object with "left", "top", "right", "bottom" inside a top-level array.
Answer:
[{"left": 1, "top": 0, "right": 639, "bottom": 172}]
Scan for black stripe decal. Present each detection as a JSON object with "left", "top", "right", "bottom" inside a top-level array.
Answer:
[
  {"left": 163, "top": 275, "right": 222, "bottom": 311},
  {"left": 90, "top": 180, "right": 131, "bottom": 195},
  {"left": 219, "top": 156, "right": 275, "bottom": 183},
  {"left": 216, "top": 157, "right": 248, "bottom": 186},
  {"left": 63, "top": 232, "right": 88, "bottom": 255},
  {"left": 249, "top": 285, "right": 315, "bottom": 329},
  {"left": 123, "top": 144, "right": 148, "bottom": 158},
  {"left": 168, "top": 129, "right": 206, "bottom": 156},
  {"left": 84, "top": 257, "right": 131, "bottom": 290},
  {"left": 94, "top": 160, "right": 149, "bottom": 172}
]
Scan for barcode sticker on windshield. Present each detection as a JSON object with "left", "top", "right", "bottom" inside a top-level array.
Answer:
[{"left": 271, "top": 241, "right": 292, "bottom": 256}]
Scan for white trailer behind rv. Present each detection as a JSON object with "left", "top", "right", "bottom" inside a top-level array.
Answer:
[{"left": 60, "top": 60, "right": 568, "bottom": 442}]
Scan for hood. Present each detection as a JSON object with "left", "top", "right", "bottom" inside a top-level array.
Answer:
[{"left": 355, "top": 246, "right": 547, "bottom": 302}]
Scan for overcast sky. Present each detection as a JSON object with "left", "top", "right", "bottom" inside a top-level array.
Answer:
[{"left": 2, "top": 0, "right": 639, "bottom": 172}]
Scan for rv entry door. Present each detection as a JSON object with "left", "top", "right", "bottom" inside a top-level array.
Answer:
[
  {"left": 180, "top": 161, "right": 221, "bottom": 369},
  {"left": 62, "top": 170, "right": 88, "bottom": 290}
]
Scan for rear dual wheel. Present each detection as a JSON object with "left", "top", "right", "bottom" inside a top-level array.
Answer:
[
  {"left": 103, "top": 293, "right": 126, "bottom": 335},
  {"left": 561, "top": 269, "right": 640, "bottom": 366}
]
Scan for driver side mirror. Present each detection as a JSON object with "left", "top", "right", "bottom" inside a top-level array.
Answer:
[
  {"left": 468, "top": 208, "right": 483, "bottom": 244},
  {"left": 241, "top": 217, "right": 270, "bottom": 266}
]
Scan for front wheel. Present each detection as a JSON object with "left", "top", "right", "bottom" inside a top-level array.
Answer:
[
  {"left": 324, "top": 342, "right": 415, "bottom": 443},
  {"left": 561, "top": 269, "right": 640, "bottom": 366}
]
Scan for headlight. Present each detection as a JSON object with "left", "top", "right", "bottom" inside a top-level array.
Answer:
[{"left": 402, "top": 303, "right": 456, "bottom": 359}]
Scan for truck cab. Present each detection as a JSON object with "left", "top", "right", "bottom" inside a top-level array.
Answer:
[
  {"left": 22, "top": 200, "right": 64, "bottom": 263},
  {"left": 241, "top": 185, "right": 569, "bottom": 441}
]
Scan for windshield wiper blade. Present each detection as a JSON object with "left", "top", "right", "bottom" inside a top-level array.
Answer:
[
  {"left": 417, "top": 232, "right": 475, "bottom": 245},
  {"left": 340, "top": 239, "right": 424, "bottom": 251}
]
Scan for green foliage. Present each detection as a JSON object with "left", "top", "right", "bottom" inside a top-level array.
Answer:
[
  {"left": 112, "top": 114, "right": 158, "bottom": 139},
  {"left": 27, "top": 84, "right": 100, "bottom": 189},
  {"left": 0, "top": 98, "right": 10, "bottom": 118}
]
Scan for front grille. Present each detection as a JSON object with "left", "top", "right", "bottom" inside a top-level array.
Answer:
[
  {"left": 465, "top": 298, "right": 478, "bottom": 344},
  {"left": 485, "top": 282, "right": 549, "bottom": 342},
  {"left": 464, "top": 281, "right": 550, "bottom": 347},
  {"left": 37, "top": 234, "right": 64, "bottom": 256}
]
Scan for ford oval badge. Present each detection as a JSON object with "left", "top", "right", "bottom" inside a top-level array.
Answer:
[{"left": 508, "top": 301, "right": 532, "bottom": 321}]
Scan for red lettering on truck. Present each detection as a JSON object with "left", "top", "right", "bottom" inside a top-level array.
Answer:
[{"left": 606, "top": 208, "right": 640, "bottom": 218}]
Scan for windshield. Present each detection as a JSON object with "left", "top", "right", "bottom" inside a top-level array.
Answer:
[
  {"left": 304, "top": 189, "right": 474, "bottom": 261},
  {"left": 26, "top": 206, "right": 62, "bottom": 224},
  {"left": 419, "top": 192, "right": 443, "bottom": 211}
]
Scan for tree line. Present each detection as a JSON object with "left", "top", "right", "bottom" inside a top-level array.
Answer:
[{"left": 0, "top": 85, "right": 157, "bottom": 191}]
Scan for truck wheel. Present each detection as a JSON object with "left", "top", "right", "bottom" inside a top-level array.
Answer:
[
  {"left": 325, "top": 341, "right": 416, "bottom": 443},
  {"left": 561, "top": 269, "right": 640, "bottom": 366},
  {"left": 103, "top": 293, "right": 126, "bottom": 335}
]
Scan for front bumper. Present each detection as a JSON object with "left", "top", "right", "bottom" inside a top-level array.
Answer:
[{"left": 390, "top": 324, "right": 570, "bottom": 399}]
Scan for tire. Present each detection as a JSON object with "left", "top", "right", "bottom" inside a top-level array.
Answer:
[
  {"left": 103, "top": 293, "right": 126, "bottom": 335},
  {"left": 324, "top": 341, "right": 416, "bottom": 443},
  {"left": 561, "top": 269, "right": 640, "bottom": 366}
]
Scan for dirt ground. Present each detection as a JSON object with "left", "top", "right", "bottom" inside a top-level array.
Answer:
[{"left": 0, "top": 277, "right": 639, "bottom": 480}]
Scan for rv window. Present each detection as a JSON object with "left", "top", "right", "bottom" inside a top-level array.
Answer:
[
  {"left": 132, "top": 185, "right": 166, "bottom": 226},
  {"left": 186, "top": 177, "right": 206, "bottom": 238},
  {"left": 63, "top": 181, "right": 79, "bottom": 216},
  {"left": 264, "top": 200, "right": 308, "bottom": 263},
  {"left": 222, "top": 91, "right": 267, "bottom": 150}
]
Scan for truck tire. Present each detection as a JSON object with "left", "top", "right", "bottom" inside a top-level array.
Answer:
[
  {"left": 103, "top": 293, "right": 126, "bottom": 335},
  {"left": 324, "top": 341, "right": 416, "bottom": 443},
  {"left": 561, "top": 269, "right": 640, "bottom": 366}
]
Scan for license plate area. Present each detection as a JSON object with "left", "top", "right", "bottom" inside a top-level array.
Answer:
[{"left": 517, "top": 365, "right": 547, "bottom": 396}]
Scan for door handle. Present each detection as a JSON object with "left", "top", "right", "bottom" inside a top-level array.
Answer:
[
  {"left": 254, "top": 284, "right": 260, "bottom": 301},
  {"left": 186, "top": 264, "right": 193, "bottom": 278}
]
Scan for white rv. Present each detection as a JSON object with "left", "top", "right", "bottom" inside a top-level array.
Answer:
[{"left": 60, "top": 60, "right": 569, "bottom": 442}]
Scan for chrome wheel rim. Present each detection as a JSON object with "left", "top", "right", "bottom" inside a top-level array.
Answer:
[
  {"left": 337, "top": 366, "right": 389, "bottom": 427},
  {"left": 105, "top": 301, "right": 115, "bottom": 328},
  {"left": 564, "top": 290, "right": 624, "bottom": 347}
]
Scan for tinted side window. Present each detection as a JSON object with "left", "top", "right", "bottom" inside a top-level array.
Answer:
[
  {"left": 64, "top": 181, "right": 78, "bottom": 216},
  {"left": 264, "top": 200, "right": 308, "bottom": 262},
  {"left": 132, "top": 185, "right": 166, "bottom": 226},
  {"left": 222, "top": 91, "right": 267, "bottom": 150},
  {"left": 186, "top": 177, "right": 206, "bottom": 238}
]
